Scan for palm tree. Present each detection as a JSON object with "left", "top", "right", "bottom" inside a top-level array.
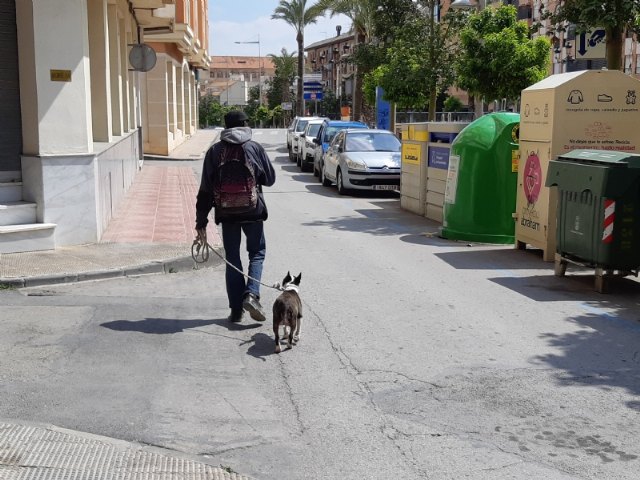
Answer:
[
  {"left": 272, "top": 1, "right": 325, "bottom": 116},
  {"left": 268, "top": 48, "right": 298, "bottom": 122},
  {"left": 314, "top": 0, "right": 377, "bottom": 121}
]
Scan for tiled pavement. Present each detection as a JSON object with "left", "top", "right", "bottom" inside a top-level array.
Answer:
[{"left": 0, "top": 129, "right": 223, "bottom": 287}]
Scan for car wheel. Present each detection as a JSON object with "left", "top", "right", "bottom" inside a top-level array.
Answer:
[
  {"left": 337, "top": 169, "right": 350, "bottom": 195},
  {"left": 321, "top": 164, "right": 331, "bottom": 187}
]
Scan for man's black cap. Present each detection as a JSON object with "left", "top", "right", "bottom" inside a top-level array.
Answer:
[{"left": 224, "top": 110, "right": 249, "bottom": 128}]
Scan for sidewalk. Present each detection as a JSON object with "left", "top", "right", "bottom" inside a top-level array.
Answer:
[
  {"left": 0, "top": 419, "right": 251, "bottom": 480},
  {"left": 0, "top": 129, "right": 223, "bottom": 288}
]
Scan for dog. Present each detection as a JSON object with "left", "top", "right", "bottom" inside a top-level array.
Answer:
[{"left": 272, "top": 272, "right": 302, "bottom": 353}]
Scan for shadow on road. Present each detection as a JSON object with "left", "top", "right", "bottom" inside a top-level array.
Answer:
[
  {"left": 101, "top": 318, "right": 219, "bottom": 334},
  {"left": 100, "top": 317, "right": 261, "bottom": 334},
  {"left": 435, "top": 246, "right": 549, "bottom": 271},
  {"left": 532, "top": 305, "right": 640, "bottom": 407},
  {"left": 244, "top": 332, "right": 278, "bottom": 361}
]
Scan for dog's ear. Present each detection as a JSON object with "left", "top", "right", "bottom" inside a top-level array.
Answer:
[
  {"left": 293, "top": 272, "right": 302, "bottom": 285},
  {"left": 283, "top": 272, "right": 292, "bottom": 284}
]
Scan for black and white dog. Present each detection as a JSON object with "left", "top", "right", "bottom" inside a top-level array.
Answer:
[{"left": 272, "top": 272, "right": 302, "bottom": 353}]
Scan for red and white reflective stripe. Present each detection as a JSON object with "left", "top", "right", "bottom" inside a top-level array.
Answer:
[{"left": 602, "top": 198, "right": 615, "bottom": 244}]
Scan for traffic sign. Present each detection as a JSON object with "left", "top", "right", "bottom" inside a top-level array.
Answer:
[
  {"left": 303, "top": 81, "right": 323, "bottom": 93},
  {"left": 303, "top": 92, "right": 323, "bottom": 100}
]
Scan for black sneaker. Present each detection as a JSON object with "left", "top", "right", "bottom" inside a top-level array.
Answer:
[
  {"left": 227, "top": 308, "right": 243, "bottom": 323},
  {"left": 242, "top": 293, "right": 266, "bottom": 322}
]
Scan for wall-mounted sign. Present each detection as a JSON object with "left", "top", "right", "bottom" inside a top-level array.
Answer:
[
  {"left": 129, "top": 43, "right": 157, "bottom": 72},
  {"left": 575, "top": 28, "right": 606, "bottom": 60},
  {"left": 402, "top": 143, "right": 421, "bottom": 165},
  {"left": 50, "top": 70, "right": 72, "bottom": 82}
]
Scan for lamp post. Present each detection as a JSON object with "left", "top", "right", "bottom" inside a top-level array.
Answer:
[
  {"left": 449, "top": 0, "right": 485, "bottom": 10},
  {"left": 234, "top": 35, "right": 262, "bottom": 107}
]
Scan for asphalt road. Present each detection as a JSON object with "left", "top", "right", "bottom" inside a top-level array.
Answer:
[{"left": 1, "top": 128, "right": 640, "bottom": 480}]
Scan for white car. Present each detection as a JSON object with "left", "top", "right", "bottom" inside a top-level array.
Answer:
[
  {"left": 322, "top": 129, "right": 402, "bottom": 195},
  {"left": 288, "top": 116, "right": 320, "bottom": 162},
  {"left": 297, "top": 118, "right": 326, "bottom": 171}
]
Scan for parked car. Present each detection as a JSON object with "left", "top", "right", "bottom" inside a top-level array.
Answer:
[
  {"left": 287, "top": 116, "right": 321, "bottom": 162},
  {"left": 312, "top": 120, "right": 368, "bottom": 178},
  {"left": 297, "top": 118, "right": 326, "bottom": 171},
  {"left": 321, "top": 129, "right": 402, "bottom": 195}
]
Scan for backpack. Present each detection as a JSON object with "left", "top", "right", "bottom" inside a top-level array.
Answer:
[{"left": 213, "top": 143, "right": 258, "bottom": 215}]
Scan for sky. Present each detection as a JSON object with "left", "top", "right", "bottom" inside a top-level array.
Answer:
[{"left": 208, "top": 0, "right": 351, "bottom": 57}]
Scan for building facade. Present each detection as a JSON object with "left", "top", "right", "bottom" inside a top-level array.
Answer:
[
  {"left": 203, "top": 56, "right": 275, "bottom": 106},
  {"left": 304, "top": 30, "right": 356, "bottom": 109},
  {"left": 0, "top": 0, "right": 209, "bottom": 254}
]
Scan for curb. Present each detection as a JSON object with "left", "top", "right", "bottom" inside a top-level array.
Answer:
[
  {"left": 0, "top": 251, "right": 224, "bottom": 288},
  {"left": 144, "top": 155, "right": 202, "bottom": 162}
]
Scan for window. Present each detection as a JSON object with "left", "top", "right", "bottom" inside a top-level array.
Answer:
[{"left": 345, "top": 132, "right": 401, "bottom": 152}]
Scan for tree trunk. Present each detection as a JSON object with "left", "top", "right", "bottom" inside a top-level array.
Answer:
[
  {"left": 606, "top": 25, "right": 623, "bottom": 71},
  {"left": 297, "top": 33, "right": 305, "bottom": 116},
  {"left": 428, "top": 89, "right": 437, "bottom": 122}
]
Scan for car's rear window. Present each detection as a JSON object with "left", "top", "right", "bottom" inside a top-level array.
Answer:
[
  {"left": 307, "top": 124, "right": 322, "bottom": 137},
  {"left": 323, "top": 125, "right": 366, "bottom": 143},
  {"left": 345, "top": 132, "right": 401, "bottom": 152}
]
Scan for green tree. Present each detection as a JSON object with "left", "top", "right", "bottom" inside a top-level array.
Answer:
[
  {"left": 314, "top": 0, "right": 378, "bottom": 121},
  {"left": 443, "top": 95, "right": 464, "bottom": 112},
  {"left": 244, "top": 86, "right": 260, "bottom": 126},
  {"left": 456, "top": 5, "right": 550, "bottom": 109},
  {"left": 360, "top": 0, "right": 464, "bottom": 120},
  {"left": 255, "top": 105, "right": 271, "bottom": 127},
  {"left": 271, "top": 104, "right": 285, "bottom": 127},
  {"left": 540, "top": 0, "right": 638, "bottom": 71},
  {"left": 266, "top": 48, "right": 297, "bottom": 124},
  {"left": 198, "top": 95, "right": 232, "bottom": 128},
  {"left": 272, "top": 0, "right": 325, "bottom": 116}
]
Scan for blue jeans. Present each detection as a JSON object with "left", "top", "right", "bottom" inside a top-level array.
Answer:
[{"left": 221, "top": 221, "right": 266, "bottom": 310}]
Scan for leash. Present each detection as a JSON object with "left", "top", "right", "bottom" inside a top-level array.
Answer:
[{"left": 191, "top": 234, "right": 284, "bottom": 291}]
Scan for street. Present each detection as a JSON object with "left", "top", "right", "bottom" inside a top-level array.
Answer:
[{"left": 1, "top": 128, "right": 640, "bottom": 480}]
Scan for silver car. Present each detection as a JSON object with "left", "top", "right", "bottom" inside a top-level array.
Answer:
[
  {"left": 322, "top": 129, "right": 402, "bottom": 195},
  {"left": 288, "top": 116, "right": 321, "bottom": 162}
]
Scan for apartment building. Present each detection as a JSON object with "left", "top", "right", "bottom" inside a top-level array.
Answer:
[
  {"left": 0, "top": 0, "right": 210, "bottom": 254},
  {"left": 203, "top": 56, "right": 276, "bottom": 106},
  {"left": 304, "top": 29, "right": 356, "bottom": 107}
]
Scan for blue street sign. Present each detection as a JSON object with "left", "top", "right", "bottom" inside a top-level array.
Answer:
[
  {"left": 303, "top": 81, "right": 323, "bottom": 93},
  {"left": 304, "top": 92, "right": 324, "bottom": 100}
]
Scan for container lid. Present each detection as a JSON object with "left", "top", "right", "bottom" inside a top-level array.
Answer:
[{"left": 557, "top": 149, "right": 640, "bottom": 168}]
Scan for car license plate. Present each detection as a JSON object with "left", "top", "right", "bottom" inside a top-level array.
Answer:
[{"left": 373, "top": 185, "right": 397, "bottom": 191}]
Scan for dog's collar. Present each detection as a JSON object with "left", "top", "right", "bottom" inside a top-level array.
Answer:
[{"left": 282, "top": 284, "right": 299, "bottom": 293}]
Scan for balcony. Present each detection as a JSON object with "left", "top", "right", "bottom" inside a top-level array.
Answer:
[{"left": 131, "top": 0, "right": 175, "bottom": 32}]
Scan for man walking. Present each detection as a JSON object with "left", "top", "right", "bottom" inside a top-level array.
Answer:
[{"left": 195, "top": 111, "right": 276, "bottom": 323}]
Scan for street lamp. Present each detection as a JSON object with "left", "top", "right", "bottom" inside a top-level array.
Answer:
[
  {"left": 235, "top": 35, "right": 262, "bottom": 107},
  {"left": 449, "top": 0, "right": 487, "bottom": 10}
]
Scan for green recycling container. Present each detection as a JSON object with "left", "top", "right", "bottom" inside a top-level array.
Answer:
[
  {"left": 546, "top": 149, "right": 640, "bottom": 270},
  {"left": 441, "top": 112, "right": 520, "bottom": 244}
]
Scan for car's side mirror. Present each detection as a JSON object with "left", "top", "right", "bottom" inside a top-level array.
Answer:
[
  {"left": 313, "top": 138, "right": 320, "bottom": 144},
  {"left": 300, "top": 133, "right": 305, "bottom": 138}
]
